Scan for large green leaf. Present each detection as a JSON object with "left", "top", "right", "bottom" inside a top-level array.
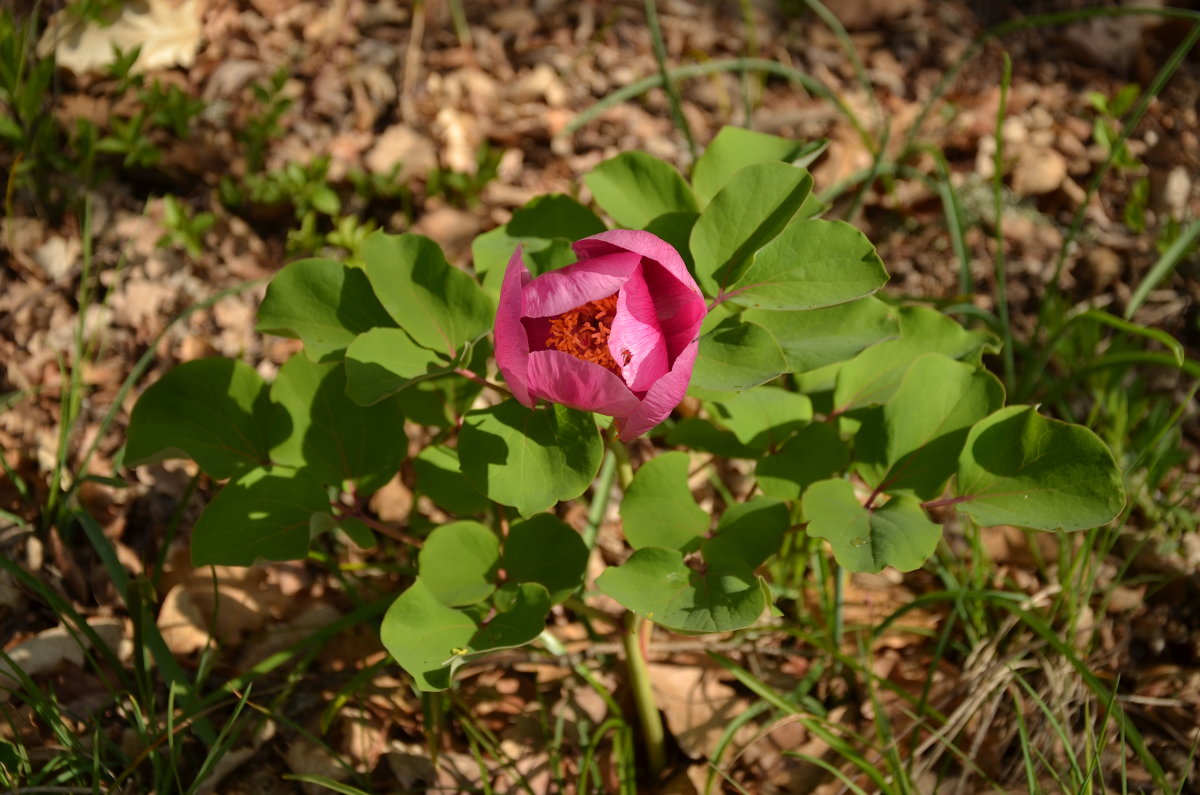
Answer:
[
  {"left": 125, "top": 358, "right": 281, "bottom": 479},
  {"left": 381, "top": 580, "right": 553, "bottom": 692},
  {"left": 362, "top": 232, "right": 494, "bottom": 357},
  {"left": 471, "top": 194, "right": 604, "bottom": 292},
  {"left": 344, "top": 327, "right": 451, "bottom": 406},
  {"left": 802, "top": 479, "right": 941, "bottom": 573},
  {"left": 596, "top": 548, "right": 768, "bottom": 634},
  {"left": 857, "top": 354, "right": 1004, "bottom": 500},
  {"left": 191, "top": 466, "right": 329, "bottom": 566},
  {"left": 381, "top": 579, "right": 477, "bottom": 691},
  {"left": 506, "top": 194, "right": 608, "bottom": 240},
  {"left": 955, "top": 406, "right": 1125, "bottom": 531},
  {"left": 469, "top": 583, "right": 553, "bottom": 653},
  {"left": 501, "top": 514, "right": 589, "bottom": 604},
  {"left": 643, "top": 211, "right": 699, "bottom": 270},
  {"left": 692, "top": 127, "right": 826, "bottom": 206},
  {"left": 710, "top": 387, "right": 812, "bottom": 453},
  {"left": 620, "top": 452, "right": 710, "bottom": 552},
  {"left": 269, "top": 353, "right": 405, "bottom": 494},
  {"left": 756, "top": 422, "right": 849, "bottom": 502},
  {"left": 458, "top": 400, "right": 603, "bottom": 517},
  {"left": 691, "top": 316, "right": 789, "bottom": 392},
  {"left": 413, "top": 445, "right": 491, "bottom": 515},
  {"left": 691, "top": 162, "right": 814, "bottom": 297},
  {"left": 666, "top": 417, "right": 758, "bottom": 459},
  {"left": 256, "top": 258, "right": 396, "bottom": 363},
  {"left": 584, "top": 152, "right": 697, "bottom": 229},
  {"left": 721, "top": 219, "right": 887, "bottom": 311},
  {"left": 418, "top": 521, "right": 500, "bottom": 607},
  {"left": 702, "top": 497, "right": 789, "bottom": 571},
  {"left": 833, "top": 306, "right": 998, "bottom": 414},
  {"left": 743, "top": 296, "right": 898, "bottom": 374}
]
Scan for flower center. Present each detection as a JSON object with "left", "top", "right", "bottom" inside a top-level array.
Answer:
[{"left": 545, "top": 293, "right": 621, "bottom": 372}]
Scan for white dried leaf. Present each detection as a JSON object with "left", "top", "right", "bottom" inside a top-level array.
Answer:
[{"left": 38, "top": 0, "right": 203, "bottom": 74}]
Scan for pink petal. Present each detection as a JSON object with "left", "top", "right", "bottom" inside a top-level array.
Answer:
[
  {"left": 494, "top": 247, "right": 535, "bottom": 408},
  {"left": 574, "top": 230, "right": 702, "bottom": 299},
  {"left": 521, "top": 251, "right": 640, "bottom": 318},
  {"left": 609, "top": 267, "right": 669, "bottom": 393},
  {"left": 526, "top": 350, "right": 642, "bottom": 418},
  {"left": 636, "top": 259, "right": 709, "bottom": 359},
  {"left": 615, "top": 337, "right": 700, "bottom": 441}
]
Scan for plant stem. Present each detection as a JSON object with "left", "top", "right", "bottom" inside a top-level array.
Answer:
[
  {"left": 622, "top": 612, "right": 666, "bottom": 779},
  {"left": 454, "top": 367, "right": 510, "bottom": 396},
  {"left": 582, "top": 448, "right": 617, "bottom": 550},
  {"left": 606, "top": 432, "right": 634, "bottom": 489}
]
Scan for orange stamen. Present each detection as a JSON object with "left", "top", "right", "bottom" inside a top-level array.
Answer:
[{"left": 545, "top": 293, "right": 620, "bottom": 372}]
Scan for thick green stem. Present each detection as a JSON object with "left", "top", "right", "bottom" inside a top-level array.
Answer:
[
  {"left": 606, "top": 432, "right": 634, "bottom": 489},
  {"left": 581, "top": 449, "right": 617, "bottom": 550},
  {"left": 622, "top": 612, "right": 666, "bottom": 779}
]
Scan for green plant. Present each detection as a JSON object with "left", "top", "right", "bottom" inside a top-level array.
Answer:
[
  {"left": 240, "top": 66, "right": 293, "bottom": 174},
  {"left": 158, "top": 194, "right": 216, "bottom": 257},
  {"left": 0, "top": 10, "right": 70, "bottom": 209},
  {"left": 426, "top": 141, "right": 503, "bottom": 208},
  {"left": 123, "top": 127, "right": 1130, "bottom": 786}
]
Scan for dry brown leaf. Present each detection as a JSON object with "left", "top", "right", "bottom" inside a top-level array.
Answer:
[
  {"left": 32, "top": 235, "right": 80, "bottom": 282},
  {"left": 39, "top": 0, "right": 204, "bottom": 74},
  {"left": 365, "top": 125, "right": 437, "bottom": 182},
  {"left": 0, "top": 618, "right": 128, "bottom": 701},
  {"left": 649, "top": 662, "right": 748, "bottom": 759},
  {"left": 1012, "top": 146, "right": 1068, "bottom": 196},
  {"left": 284, "top": 737, "right": 349, "bottom": 794}
]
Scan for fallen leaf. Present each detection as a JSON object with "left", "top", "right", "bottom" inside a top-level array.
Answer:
[
  {"left": 649, "top": 662, "right": 749, "bottom": 759},
  {"left": 0, "top": 618, "right": 127, "bottom": 701},
  {"left": 38, "top": 0, "right": 204, "bottom": 74}
]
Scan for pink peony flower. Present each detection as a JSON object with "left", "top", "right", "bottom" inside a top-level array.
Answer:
[{"left": 494, "top": 230, "right": 708, "bottom": 441}]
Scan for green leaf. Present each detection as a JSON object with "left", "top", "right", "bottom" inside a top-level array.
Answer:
[
  {"left": 309, "top": 511, "right": 376, "bottom": 548},
  {"left": 710, "top": 387, "right": 812, "bottom": 453},
  {"left": 620, "top": 452, "right": 709, "bottom": 552},
  {"left": 419, "top": 521, "right": 500, "bottom": 607},
  {"left": 833, "top": 306, "right": 998, "bottom": 413},
  {"left": 692, "top": 127, "right": 826, "bottom": 207},
  {"left": 743, "top": 296, "right": 898, "bottom": 374},
  {"left": 191, "top": 467, "right": 329, "bottom": 565},
  {"left": 381, "top": 580, "right": 554, "bottom": 692},
  {"left": 413, "top": 445, "right": 491, "bottom": 515},
  {"left": 703, "top": 497, "right": 789, "bottom": 570},
  {"left": 596, "top": 548, "right": 767, "bottom": 634},
  {"left": 344, "top": 327, "right": 451, "bottom": 405},
  {"left": 458, "top": 400, "right": 603, "bottom": 517},
  {"left": 472, "top": 226, "right": 576, "bottom": 290},
  {"left": 470, "top": 583, "right": 553, "bottom": 653},
  {"left": 256, "top": 258, "right": 395, "bottom": 363},
  {"left": 269, "top": 353, "right": 405, "bottom": 494},
  {"left": 722, "top": 219, "right": 888, "bottom": 311},
  {"left": 584, "top": 151, "right": 697, "bottom": 229},
  {"left": 126, "top": 358, "right": 281, "bottom": 479},
  {"left": 803, "top": 479, "right": 941, "bottom": 573},
  {"left": 362, "top": 232, "right": 494, "bottom": 357},
  {"left": 502, "top": 514, "right": 589, "bottom": 603},
  {"left": 381, "top": 579, "right": 477, "bottom": 691},
  {"left": 506, "top": 193, "right": 608, "bottom": 240},
  {"left": 470, "top": 194, "right": 603, "bottom": 295},
  {"left": 955, "top": 406, "right": 1125, "bottom": 531},
  {"left": 643, "top": 211, "right": 699, "bottom": 271},
  {"left": 691, "top": 316, "right": 788, "bottom": 392},
  {"left": 756, "top": 422, "right": 849, "bottom": 501},
  {"left": 857, "top": 354, "right": 1004, "bottom": 499},
  {"left": 666, "top": 418, "right": 758, "bottom": 459},
  {"left": 690, "top": 162, "right": 814, "bottom": 296}
]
